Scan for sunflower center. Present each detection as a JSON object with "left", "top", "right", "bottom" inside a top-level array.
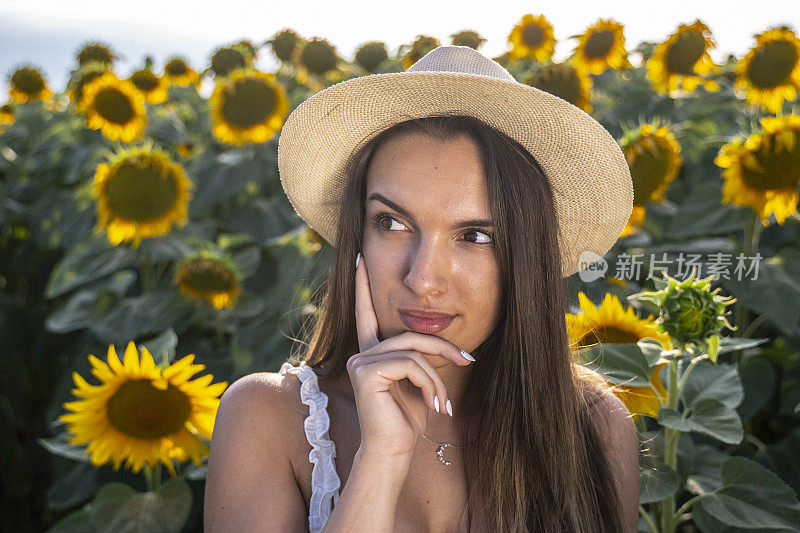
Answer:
[
  {"left": 272, "top": 31, "right": 298, "bottom": 62},
  {"left": 747, "top": 40, "right": 798, "bottom": 89},
  {"left": 584, "top": 30, "right": 615, "bottom": 59},
  {"left": 180, "top": 258, "right": 236, "bottom": 292},
  {"left": 105, "top": 160, "right": 179, "bottom": 222},
  {"left": 166, "top": 61, "right": 188, "bottom": 76},
  {"left": 131, "top": 71, "right": 158, "bottom": 92},
  {"left": 13, "top": 69, "right": 45, "bottom": 94},
  {"left": 740, "top": 131, "right": 800, "bottom": 190},
  {"left": 301, "top": 42, "right": 337, "bottom": 74},
  {"left": 665, "top": 30, "right": 707, "bottom": 75},
  {"left": 578, "top": 326, "right": 641, "bottom": 347},
  {"left": 221, "top": 77, "right": 276, "bottom": 129},
  {"left": 521, "top": 24, "right": 545, "bottom": 48},
  {"left": 212, "top": 48, "right": 247, "bottom": 77},
  {"left": 94, "top": 88, "right": 135, "bottom": 125},
  {"left": 629, "top": 139, "right": 674, "bottom": 204},
  {"left": 527, "top": 66, "right": 581, "bottom": 107},
  {"left": 79, "top": 46, "right": 113, "bottom": 66},
  {"left": 106, "top": 379, "right": 192, "bottom": 439}
]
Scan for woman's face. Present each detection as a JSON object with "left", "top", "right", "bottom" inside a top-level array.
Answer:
[{"left": 362, "top": 132, "right": 503, "bottom": 368}]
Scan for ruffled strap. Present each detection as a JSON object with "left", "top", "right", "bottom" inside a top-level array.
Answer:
[{"left": 279, "top": 361, "right": 341, "bottom": 533}]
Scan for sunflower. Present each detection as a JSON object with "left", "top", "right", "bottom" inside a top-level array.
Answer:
[
  {"left": 299, "top": 226, "right": 324, "bottom": 256},
  {"left": 75, "top": 71, "right": 147, "bottom": 142},
  {"left": 619, "top": 121, "right": 683, "bottom": 236},
  {"left": 0, "top": 103, "right": 14, "bottom": 125},
  {"left": 163, "top": 57, "right": 200, "bottom": 88},
  {"left": 734, "top": 26, "right": 800, "bottom": 114},
  {"left": 450, "top": 30, "right": 487, "bottom": 50},
  {"left": 77, "top": 42, "right": 116, "bottom": 68},
  {"left": 355, "top": 42, "right": 389, "bottom": 73},
  {"left": 128, "top": 68, "right": 169, "bottom": 105},
  {"left": 174, "top": 252, "right": 241, "bottom": 309},
  {"left": 8, "top": 66, "right": 53, "bottom": 104},
  {"left": 176, "top": 142, "right": 194, "bottom": 158},
  {"left": 209, "top": 68, "right": 289, "bottom": 145},
  {"left": 570, "top": 18, "right": 633, "bottom": 75},
  {"left": 646, "top": 19, "right": 720, "bottom": 95},
  {"left": 233, "top": 40, "right": 258, "bottom": 64},
  {"left": 525, "top": 62, "right": 593, "bottom": 113},
  {"left": 270, "top": 29, "right": 300, "bottom": 63},
  {"left": 508, "top": 14, "right": 556, "bottom": 62},
  {"left": 59, "top": 342, "right": 227, "bottom": 476},
  {"left": 93, "top": 144, "right": 194, "bottom": 247},
  {"left": 567, "top": 291, "right": 672, "bottom": 419},
  {"left": 67, "top": 63, "right": 110, "bottom": 105},
  {"left": 210, "top": 46, "right": 248, "bottom": 78},
  {"left": 402, "top": 36, "right": 441, "bottom": 70},
  {"left": 297, "top": 38, "right": 339, "bottom": 76},
  {"left": 714, "top": 114, "right": 800, "bottom": 226}
]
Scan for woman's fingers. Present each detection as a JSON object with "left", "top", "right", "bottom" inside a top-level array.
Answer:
[
  {"left": 354, "top": 253, "right": 381, "bottom": 354},
  {"left": 358, "top": 331, "right": 474, "bottom": 368},
  {"left": 354, "top": 355, "right": 440, "bottom": 413}
]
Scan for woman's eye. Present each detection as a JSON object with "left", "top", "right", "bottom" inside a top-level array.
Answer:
[
  {"left": 371, "top": 213, "right": 493, "bottom": 245},
  {"left": 464, "top": 229, "right": 493, "bottom": 244}
]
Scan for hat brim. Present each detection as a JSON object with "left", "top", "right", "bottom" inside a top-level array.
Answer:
[{"left": 278, "top": 71, "right": 633, "bottom": 279}]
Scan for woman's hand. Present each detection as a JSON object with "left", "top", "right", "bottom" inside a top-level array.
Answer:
[{"left": 347, "top": 253, "right": 474, "bottom": 460}]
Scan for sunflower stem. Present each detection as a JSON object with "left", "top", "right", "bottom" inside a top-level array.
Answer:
[
  {"left": 660, "top": 356, "right": 681, "bottom": 533},
  {"left": 640, "top": 504, "right": 660, "bottom": 533},
  {"left": 733, "top": 212, "right": 762, "bottom": 364}
]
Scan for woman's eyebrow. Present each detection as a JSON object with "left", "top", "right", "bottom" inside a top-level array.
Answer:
[{"left": 367, "top": 192, "right": 494, "bottom": 228}]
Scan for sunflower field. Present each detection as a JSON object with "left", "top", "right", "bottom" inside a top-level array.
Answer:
[{"left": 2, "top": 16, "right": 800, "bottom": 532}]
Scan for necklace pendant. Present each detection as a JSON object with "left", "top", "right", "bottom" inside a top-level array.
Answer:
[{"left": 436, "top": 444, "right": 453, "bottom": 466}]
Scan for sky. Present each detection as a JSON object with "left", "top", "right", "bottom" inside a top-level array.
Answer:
[{"left": 1, "top": 0, "right": 799, "bottom": 99}]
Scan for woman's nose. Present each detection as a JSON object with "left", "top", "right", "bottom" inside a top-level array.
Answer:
[{"left": 403, "top": 238, "right": 449, "bottom": 296}]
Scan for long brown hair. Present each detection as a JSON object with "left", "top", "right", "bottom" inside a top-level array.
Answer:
[{"left": 289, "top": 113, "right": 623, "bottom": 532}]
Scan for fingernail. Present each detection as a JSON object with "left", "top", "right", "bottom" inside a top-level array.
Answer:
[
  {"left": 446, "top": 399, "right": 453, "bottom": 417},
  {"left": 355, "top": 252, "right": 361, "bottom": 268},
  {"left": 434, "top": 395, "right": 440, "bottom": 413},
  {"left": 460, "top": 349, "right": 475, "bottom": 362}
]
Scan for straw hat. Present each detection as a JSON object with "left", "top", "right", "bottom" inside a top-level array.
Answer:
[{"left": 277, "top": 45, "right": 633, "bottom": 278}]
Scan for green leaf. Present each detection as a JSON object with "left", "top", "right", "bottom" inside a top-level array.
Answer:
[
  {"left": 48, "top": 508, "right": 95, "bottom": 533},
  {"left": 573, "top": 343, "right": 654, "bottom": 387},
  {"left": 683, "top": 441, "right": 728, "bottom": 495},
  {"left": 658, "top": 399, "right": 743, "bottom": 444},
  {"left": 38, "top": 431, "right": 91, "bottom": 463},
  {"left": 717, "top": 336, "right": 770, "bottom": 355},
  {"left": 45, "top": 236, "right": 137, "bottom": 298},
  {"left": 141, "top": 328, "right": 179, "bottom": 367},
  {"left": 707, "top": 334, "right": 719, "bottom": 362},
  {"left": 692, "top": 456, "right": 800, "bottom": 532},
  {"left": 636, "top": 337, "right": 671, "bottom": 366},
  {"left": 88, "top": 291, "right": 195, "bottom": 346},
  {"left": 639, "top": 461, "right": 680, "bottom": 504},
  {"left": 738, "top": 358, "right": 778, "bottom": 421},
  {"left": 722, "top": 258, "right": 800, "bottom": 338},
  {"left": 87, "top": 478, "right": 193, "bottom": 533},
  {"left": 680, "top": 360, "right": 744, "bottom": 411},
  {"left": 44, "top": 271, "right": 136, "bottom": 334},
  {"left": 46, "top": 460, "right": 98, "bottom": 512}
]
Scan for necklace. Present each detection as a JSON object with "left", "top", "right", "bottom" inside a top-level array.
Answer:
[{"left": 420, "top": 434, "right": 477, "bottom": 466}]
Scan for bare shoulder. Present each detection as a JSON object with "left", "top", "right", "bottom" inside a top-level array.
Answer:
[
  {"left": 204, "top": 369, "right": 308, "bottom": 532},
  {"left": 589, "top": 392, "right": 641, "bottom": 533},
  {"left": 589, "top": 392, "right": 638, "bottom": 452}
]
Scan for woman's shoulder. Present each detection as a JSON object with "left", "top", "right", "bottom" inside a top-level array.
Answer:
[{"left": 220, "top": 366, "right": 308, "bottom": 431}]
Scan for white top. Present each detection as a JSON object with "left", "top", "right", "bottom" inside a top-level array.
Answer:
[{"left": 279, "top": 361, "right": 342, "bottom": 533}]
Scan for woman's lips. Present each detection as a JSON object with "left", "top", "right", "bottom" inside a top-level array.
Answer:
[{"left": 399, "top": 311, "right": 455, "bottom": 334}]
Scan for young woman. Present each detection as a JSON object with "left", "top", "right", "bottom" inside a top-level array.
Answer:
[{"left": 205, "top": 46, "right": 640, "bottom": 532}]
